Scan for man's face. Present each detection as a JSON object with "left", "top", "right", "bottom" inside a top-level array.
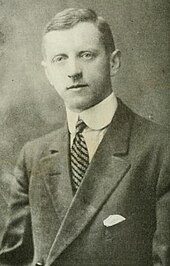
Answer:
[{"left": 42, "top": 22, "right": 118, "bottom": 112}]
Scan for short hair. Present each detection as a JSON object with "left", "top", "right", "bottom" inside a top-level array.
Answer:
[{"left": 43, "top": 8, "right": 115, "bottom": 54}]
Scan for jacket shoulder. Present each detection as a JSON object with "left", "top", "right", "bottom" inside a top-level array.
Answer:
[
  {"left": 132, "top": 110, "right": 170, "bottom": 144},
  {"left": 118, "top": 99, "right": 170, "bottom": 145},
  {"left": 25, "top": 126, "right": 64, "bottom": 150}
]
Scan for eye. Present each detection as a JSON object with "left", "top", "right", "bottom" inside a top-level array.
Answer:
[
  {"left": 52, "top": 55, "right": 67, "bottom": 63},
  {"left": 81, "top": 51, "right": 95, "bottom": 60}
]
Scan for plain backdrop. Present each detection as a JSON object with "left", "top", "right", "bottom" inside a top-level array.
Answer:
[{"left": 0, "top": 0, "right": 169, "bottom": 236}]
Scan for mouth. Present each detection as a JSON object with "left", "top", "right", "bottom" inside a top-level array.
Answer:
[{"left": 67, "top": 84, "right": 88, "bottom": 90}]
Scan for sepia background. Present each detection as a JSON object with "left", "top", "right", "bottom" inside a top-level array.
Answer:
[{"left": 0, "top": 0, "right": 169, "bottom": 237}]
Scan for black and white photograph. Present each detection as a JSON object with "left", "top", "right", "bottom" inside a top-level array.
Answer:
[{"left": 0, "top": 1, "right": 169, "bottom": 265}]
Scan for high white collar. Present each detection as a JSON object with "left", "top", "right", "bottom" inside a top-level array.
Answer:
[{"left": 66, "top": 92, "right": 118, "bottom": 134}]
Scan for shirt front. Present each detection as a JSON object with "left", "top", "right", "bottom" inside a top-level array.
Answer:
[{"left": 66, "top": 93, "right": 118, "bottom": 162}]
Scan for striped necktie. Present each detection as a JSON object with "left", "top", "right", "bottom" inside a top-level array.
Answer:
[{"left": 70, "top": 119, "right": 89, "bottom": 193}]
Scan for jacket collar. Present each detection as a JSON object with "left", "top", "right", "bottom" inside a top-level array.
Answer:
[{"left": 48, "top": 97, "right": 132, "bottom": 155}]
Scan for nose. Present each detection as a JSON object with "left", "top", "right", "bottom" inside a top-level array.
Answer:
[
  {"left": 68, "top": 72, "right": 82, "bottom": 80},
  {"left": 67, "top": 59, "right": 82, "bottom": 80}
]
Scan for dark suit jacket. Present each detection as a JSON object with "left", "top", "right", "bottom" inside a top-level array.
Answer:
[{"left": 0, "top": 99, "right": 170, "bottom": 266}]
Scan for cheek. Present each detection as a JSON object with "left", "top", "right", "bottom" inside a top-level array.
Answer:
[
  {"left": 86, "top": 70, "right": 109, "bottom": 87},
  {"left": 84, "top": 61, "right": 110, "bottom": 83},
  {"left": 50, "top": 68, "right": 67, "bottom": 85}
]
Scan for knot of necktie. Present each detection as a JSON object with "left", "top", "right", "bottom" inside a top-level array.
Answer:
[{"left": 75, "top": 119, "right": 87, "bottom": 133}]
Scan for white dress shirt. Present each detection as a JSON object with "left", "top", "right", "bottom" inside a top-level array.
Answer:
[{"left": 66, "top": 93, "right": 118, "bottom": 162}]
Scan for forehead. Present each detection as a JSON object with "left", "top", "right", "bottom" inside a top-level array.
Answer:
[{"left": 43, "top": 22, "right": 104, "bottom": 56}]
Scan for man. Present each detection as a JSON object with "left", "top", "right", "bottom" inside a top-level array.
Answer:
[{"left": 0, "top": 7, "right": 170, "bottom": 266}]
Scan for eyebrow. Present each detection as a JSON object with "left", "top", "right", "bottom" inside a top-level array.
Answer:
[{"left": 79, "top": 48, "right": 98, "bottom": 53}]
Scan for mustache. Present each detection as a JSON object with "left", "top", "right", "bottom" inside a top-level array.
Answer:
[{"left": 67, "top": 84, "right": 88, "bottom": 89}]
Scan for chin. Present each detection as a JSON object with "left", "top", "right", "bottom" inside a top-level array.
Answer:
[
  {"left": 66, "top": 100, "right": 93, "bottom": 112},
  {"left": 66, "top": 93, "right": 103, "bottom": 112}
]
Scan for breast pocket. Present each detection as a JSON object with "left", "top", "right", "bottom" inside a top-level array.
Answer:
[
  {"left": 104, "top": 213, "right": 140, "bottom": 241},
  {"left": 104, "top": 217, "right": 127, "bottom": 241}
]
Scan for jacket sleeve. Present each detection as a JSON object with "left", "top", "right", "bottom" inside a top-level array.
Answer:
[
  {"left": 0, "top": 145, "right": 34, "bottom": 266},
  {"left": 153, "top": 141, "right": 170, "bottom": 266}
]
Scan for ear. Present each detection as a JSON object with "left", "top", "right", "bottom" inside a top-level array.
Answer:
[
  {"left": 41, "top": 60, "right": 54, "bottom": 86},
  {"left": 110, "top": 49, "right": 121, "bottom": 76}
]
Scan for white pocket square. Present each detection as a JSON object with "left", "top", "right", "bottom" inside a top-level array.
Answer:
[{"left": 103, "top": 215, "right": 126, "bottom": 227}]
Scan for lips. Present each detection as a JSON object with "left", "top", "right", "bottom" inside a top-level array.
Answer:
[{"left": 67, "top": 84, "right": 88, "bottom": 90}]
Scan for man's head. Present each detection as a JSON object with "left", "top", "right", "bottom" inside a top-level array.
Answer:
[{"left": 42, "top": 8, "right": 121, "bottom": 112}]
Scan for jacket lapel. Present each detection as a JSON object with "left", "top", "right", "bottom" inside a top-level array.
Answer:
[
  {"left": 46, "top": 100, "right": 133, "bottom": 266},
  {"left": 35, "top": 125, "right": 73, "bottom": 222}
]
